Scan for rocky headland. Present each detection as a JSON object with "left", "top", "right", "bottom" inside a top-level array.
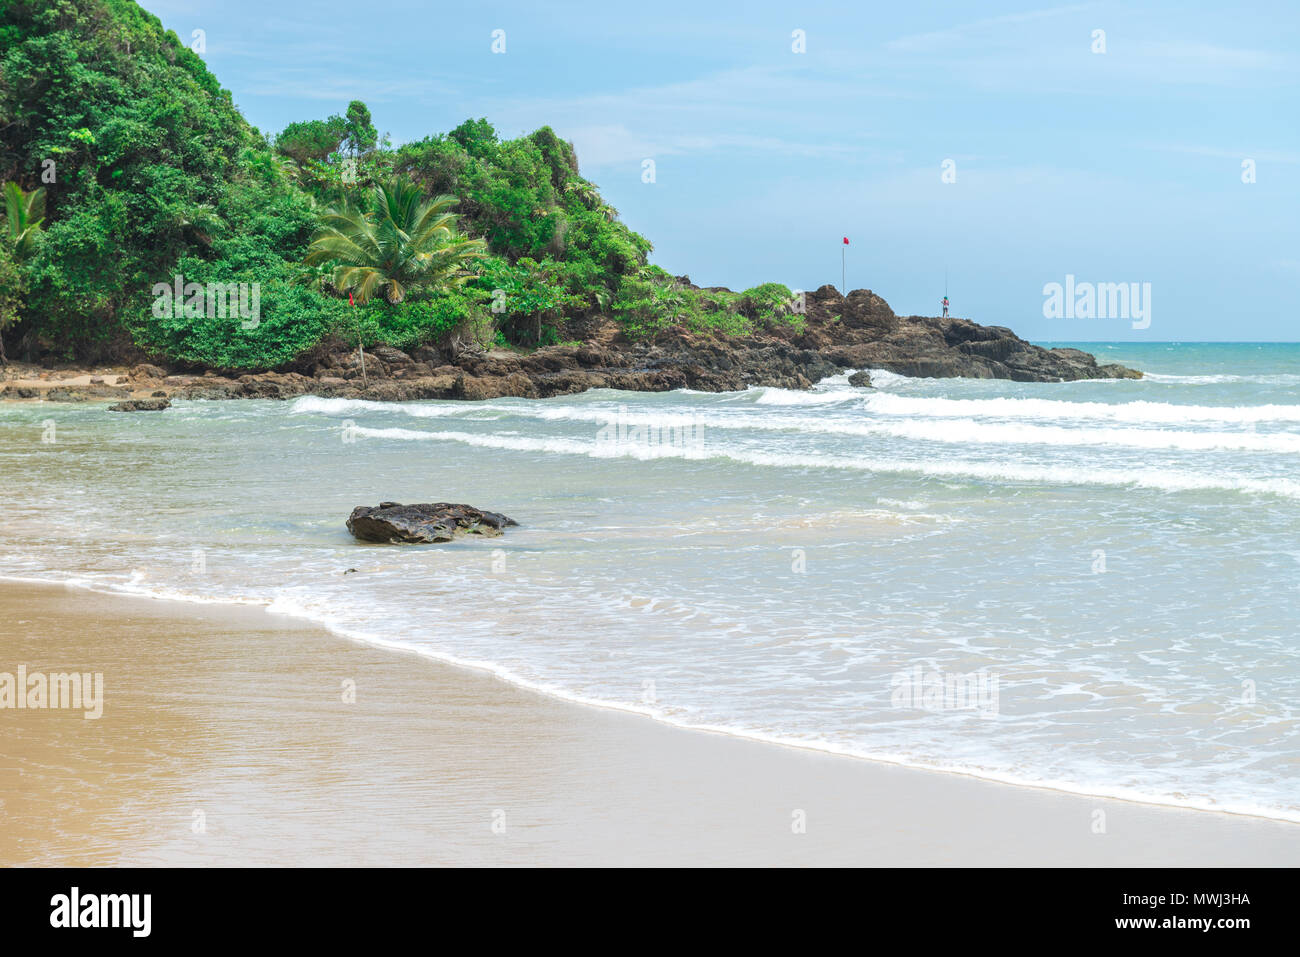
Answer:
[{"left": 1, "top": 284, "right": 1139, "bottom": 405}]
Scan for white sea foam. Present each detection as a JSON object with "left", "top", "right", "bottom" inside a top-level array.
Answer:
[
  {"left": 292, "top": 389, "right": 1300, "bottom": 452},
  {"left": 857, "top": 368, "right": 912, "bottom": 389},
  {"left": 1142, "top": 372, "right": 1300, "bottom": 386},
  {"left": 350, "top": 425, "right": 1300, "bottom": 499},
  {"left": 289, "top": 395, "right": 468, "bottom": 418},
  {"left": 5, "top": 569, "right": 1298, "bottom": 824},
  {"left": 352, "top": 401, "right": 1300, "bottom": 454},
  {"left": 861, "top": 392, "right": 1300, "bottom": 424},
  {"left": 859, "top": 417, "right": 1300, "bottom": 453},
  {"left": 750, "top": 386, "right": 861, "bottom": 406}
]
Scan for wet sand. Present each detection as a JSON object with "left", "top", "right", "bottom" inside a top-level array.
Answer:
[{"left": 2, "top": 582, "right": 1298, "bottom": 866}]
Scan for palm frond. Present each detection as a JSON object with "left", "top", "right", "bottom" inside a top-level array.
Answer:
[
  {"left": 4, "top": 182, "right": 46, "bottom": 259},
  {"left": 303, "top": 176, "right": 487, "bottom": 306}
]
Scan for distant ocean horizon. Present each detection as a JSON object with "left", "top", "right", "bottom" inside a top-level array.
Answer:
[{"left": 3, "top": 341, "right": 1298, "bottom": 822}]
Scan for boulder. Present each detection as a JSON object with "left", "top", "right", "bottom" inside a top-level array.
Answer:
[
  {"left": 108, "top": 398, "right": 171, "bottom": 412},
  {"left": 346, "top": 502, "right": 518, "bottom": 544},
  {"left": 1098, "top": 363, "right": 1144, "bottom": 380},
  {"left": 369, "top": 345, "right": 412, "bottom": 365},
  {"left": 130, "top": 363, "right": 168, "bottom": 381},
  {"left": 847, "top": 370, "right": 873, "bottom": 388}
]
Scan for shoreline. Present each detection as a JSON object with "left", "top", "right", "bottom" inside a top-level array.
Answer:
[
  {"left": 10, "top": 573, "right": 1296, "bottom": 827},
  {"left": 4, "top": 579, "right": 1298, "bottom": 866}
]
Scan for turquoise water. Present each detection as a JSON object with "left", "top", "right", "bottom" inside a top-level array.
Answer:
[{"left": 2, "top": 342, "right": 1298, "bottom": 820}]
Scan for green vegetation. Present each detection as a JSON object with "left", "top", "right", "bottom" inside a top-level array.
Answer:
[
  {"left": 303, "top": 177, "right": 486, "bottom": 306},
  {"left": 3, "top": 182, "right": 45, "bottom": 258},
  {"left": 0, "top": 0, "right": 803, "bottom": 370},
  {"left": 612, "top": 269, "right": 802, "bottom": 338},
  {"left": 0, "top": 239, "right": 25, "bottom": 362}
]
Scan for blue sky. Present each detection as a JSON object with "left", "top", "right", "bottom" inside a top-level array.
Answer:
[{"left": 144, "top": 0, "right": 1299, "bottom": 341}]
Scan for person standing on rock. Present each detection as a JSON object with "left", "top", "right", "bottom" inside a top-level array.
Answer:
[{"left": 941, "top": 296, "right": 950, "bottom": 318}]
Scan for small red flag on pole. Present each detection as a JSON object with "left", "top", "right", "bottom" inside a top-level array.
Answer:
[
  {"left": 843, "top": 237, "right": 850, "bottom": 245},
  {"left": 841, "top": 238, "right": 849, "bottom": 294},
  {"left": 348, "top": 292, "right": 354, "bottom": 306}
]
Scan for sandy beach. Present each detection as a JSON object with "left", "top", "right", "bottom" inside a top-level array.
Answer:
[{"left": 2, "top": 581, "right": 1297, "bottom": 867}]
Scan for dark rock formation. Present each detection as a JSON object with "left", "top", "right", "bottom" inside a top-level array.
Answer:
[
  {"left": 130, "top": 363, "right": 168, "bottom": 381},
  {"left": 108, "top": 398, "right": 170, "bottom": 412},
  {"left": 847, "top": 370, "right": 873, "bottom": 388},
  {"left": 781, "top": 285, "right": 1141, "bottom": 383},
  {"left": 346, "top": 502, "right": 518, "bottom": 544},
  {"left": 121, "top": 284, "right": 1139, "bottom": 404}
]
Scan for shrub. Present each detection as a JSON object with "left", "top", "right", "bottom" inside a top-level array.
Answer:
[{"left": 350, "top": 288, "right": 491, "bottom": 351}]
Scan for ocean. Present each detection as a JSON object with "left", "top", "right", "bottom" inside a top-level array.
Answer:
[{"left": 3, "top": 342, "right": 1298, "bottom": 821}]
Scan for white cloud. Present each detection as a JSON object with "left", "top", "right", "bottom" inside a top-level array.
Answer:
[
  {"left": 1135, "top": 41, "right": 1291, "bottom": 71},
  {"left": 886, "top": 3, "right": 1098, "bottom": 52},
  {"left": 1145, "top": 144, "right": 1300, "bottom": 165},
  {"left": 471, "top": 64, "right": 890, "bottom": 169}
]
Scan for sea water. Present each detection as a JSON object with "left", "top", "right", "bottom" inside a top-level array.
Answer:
[{"left": 2, "top": 342, "right": 1297, "bottom": 820}]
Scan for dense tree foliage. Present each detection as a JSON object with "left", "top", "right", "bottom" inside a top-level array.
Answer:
[
  {"left": 304, "top": 176, "right": 485, "bottom": 306},
  {"left": 0, "top": 0, "right": 798, "bottom": 370}
]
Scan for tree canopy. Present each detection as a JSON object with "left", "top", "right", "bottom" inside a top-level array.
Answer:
[{"left": 0, "top": 0, "right": 796, "bottom": 369}]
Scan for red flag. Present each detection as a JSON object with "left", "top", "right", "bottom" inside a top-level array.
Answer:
[
  {"left": 348, "top": 292, "right": 354, "bottom": 306},
  {"left": 842, "top": 237, "right": 850, "bottom": 245}
]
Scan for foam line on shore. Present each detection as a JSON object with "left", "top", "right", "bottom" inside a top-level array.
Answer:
[{"left": 4, "top": 572, "right": 1298, "bottom": 825}]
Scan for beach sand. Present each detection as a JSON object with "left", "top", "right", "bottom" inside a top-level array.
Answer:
[{"left": 2, "top": 582, "right": 1297, "bottom": 867}]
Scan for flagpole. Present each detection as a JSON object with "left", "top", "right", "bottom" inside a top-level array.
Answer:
[{"left": 842, "top": 245, "right": 845, "bottom": 296}]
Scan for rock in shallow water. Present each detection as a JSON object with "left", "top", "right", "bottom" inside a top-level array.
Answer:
[
  {"left": 108, "top": 398, "right": 170, "bottom": 411},
  {"left": 847, "top": 370, "right": 873, "bottom": 388},
  {"left": 346, "top": 502, "right": 518, "bottom": 544}
]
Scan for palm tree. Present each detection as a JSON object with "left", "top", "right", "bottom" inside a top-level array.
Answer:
[
  {"left": 173, "top": 202, "right": 224, "bottom": 247},
  {"left": 563, "top": 178, "right": 618, "bottom": 221},
  {"left": 3, "top": 182, "right": 45, "bottom": 259},
  {"left": 271, "top": 153, "right": 301, "bottom": 184},
  {"left": 563, "top": 179, "right": 601, "bottom": 208},
  {"left": 304, "top": 176, "right": 485, "bottom": 305}
]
